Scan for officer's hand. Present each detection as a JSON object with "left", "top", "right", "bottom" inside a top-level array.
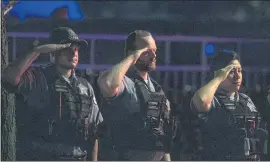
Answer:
[
  {"left": 32, "top": 43, "right": 71, "bottom": 54},
  {"left": 214, "top": 64, "right": 240, "bottom": 82},
  {"left": 128, "top": 47, "right": 150, "bottom": 61}
]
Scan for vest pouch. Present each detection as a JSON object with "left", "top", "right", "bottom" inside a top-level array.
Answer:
[
  {"left": 72, "top": 117, "right": 90, "bottom": 142},
  {"left": 248, "top": 128, "right": 269, "bottom": 155},
  {"left": 147, "top": 105, "right": 159, "bottom": 118},
  {"left": 113, "top": 115, "right": 164, "bottom": 151},
  {"left": 118, "top": 127, "right": 164, "bottom": 151},
  {"left": 68, "top": 93, "right": 91, "bottom": 140},
  {"left": 146, "top": 92, "right": 166, "bottom": 118},
  {"left": 78, "top": 94, "right": 92, "bottom": 118},
  {"left": 126, "top": 113, "right": 147, "bottom": 132}
]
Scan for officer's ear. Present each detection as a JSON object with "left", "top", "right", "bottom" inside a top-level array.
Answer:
[{"left": 213, "top": 71, "right": 217, "bottom": 78}]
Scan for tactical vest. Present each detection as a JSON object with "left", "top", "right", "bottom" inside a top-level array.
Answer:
[
  {"left": 200, "top": 92, "right": 268, "bottom": 160},
  {"left": 112, "top": 75, "right": 173, "bottom": 152},
  {"left": 18, "top": 65, "right": 98, "bottom": 160}
]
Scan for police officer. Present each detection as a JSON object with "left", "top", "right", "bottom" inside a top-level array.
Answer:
[
  {"left": 190, "top": 50, "right": 268, "bottom": 160},
  {"left": 2, "top": 27, "right": 103, "bottom": 161},
  {"left": 97, "top": 30, "right": 173, "bottom": 161}
]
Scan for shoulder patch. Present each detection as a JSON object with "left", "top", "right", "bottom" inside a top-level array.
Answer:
[
  {"left": 78, "top": 83, "right": 89, "bottom": 96},
  {"left": 239, "top": 93, "right": 257, "bottom": 112}
]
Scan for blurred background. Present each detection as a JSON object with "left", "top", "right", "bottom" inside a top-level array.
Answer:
[
  {"left": 3, "top": 1, "right": 270, "bottom": 160},
  {"left": 5, "top": 0, "right": 270, "bottom": 98}
]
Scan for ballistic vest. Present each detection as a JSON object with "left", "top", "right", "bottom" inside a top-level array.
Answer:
[
  {"left": 200, "top": 92, "right": 268, "bottom": 160},
  {"left": 111, "top": 74, "right": 172, "bottom": 151},
  {"left": 17, "top": 65, "right": 98, "bottom": 160}
]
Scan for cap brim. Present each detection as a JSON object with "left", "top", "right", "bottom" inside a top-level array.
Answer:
[
  {"left": 69, "top": 39, "right": 88, "bottom": 47},
  {"left": 59, "top": 39, "right": 88, "bottom": 48}
]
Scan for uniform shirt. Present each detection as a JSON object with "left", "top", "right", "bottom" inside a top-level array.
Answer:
[{"left": 103, "top": 70, "right": 170, "bottom": 161}]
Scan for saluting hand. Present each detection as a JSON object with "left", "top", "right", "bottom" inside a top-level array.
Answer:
[
  {"left": 128, "top": 47, "right": 152, "bottom": 63},
  {"left": 32, "top": 43, "right": 71, "bottom": 54},
  {"left": 214, "top": 64, "right": 241, "bottom": 82}
]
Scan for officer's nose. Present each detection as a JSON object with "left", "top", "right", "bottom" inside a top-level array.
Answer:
[
  {"left": 147, "top": 51, "right": 156, "bottom": 60},
  {"left": 233, "top": 71, "right": 241, "bottom": 80},
  {"left": 69, "top": 46, "right": 78, "bottom": 57},
  {"left": 151, "top": 52, "right": 156, "bottom": 58}
]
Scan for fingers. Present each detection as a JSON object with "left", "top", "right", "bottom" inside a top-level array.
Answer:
[
  {"left": 34, "top": 43, "right": 71, "bottom": 54},
  {"left": 128, "top": 47, "right": 149, "bottom": 56},
  {"left": 46, "top": 43, "right": 71, "bottom": 51},
  {"left": 223, "top": 64, "right": 240, "bottom": 73},
  {"left": 224, "top": 65, "right": 235, "bottom": 72},
  {"left": 139, "top": 47, "right": 150, "bottom": 53},
  {"left": 214, "top": 64, "right": 240, "bottom": 80},
  {"left": 55, "top": 43, "right": 71, "bottom": 50}
]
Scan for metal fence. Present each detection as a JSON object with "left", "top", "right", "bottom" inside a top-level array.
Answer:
[{"left": 7, "top": 32, "right": 270, "bottom": 99}]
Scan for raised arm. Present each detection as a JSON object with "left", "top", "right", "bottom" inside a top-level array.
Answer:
[
  {"left": 2, "top": 43, "right": 70, "bottom": 86},
  {"left": 191, "top": 64, "right": 237, "bottom": 112},
  {"left": 97, "top": 48, "right": 148, "bottom": 98}
]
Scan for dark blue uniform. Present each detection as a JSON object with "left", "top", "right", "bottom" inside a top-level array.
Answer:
[
  {"left": 4, "top": 64, "right": 103, "bottom": 160},
  {"left": 192, "top": 92, "right": 267, "bottom": 160}
]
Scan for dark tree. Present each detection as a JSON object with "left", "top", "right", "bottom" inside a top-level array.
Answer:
[{"left": 1, "top": 1, "right": 18, "bottom": 160}]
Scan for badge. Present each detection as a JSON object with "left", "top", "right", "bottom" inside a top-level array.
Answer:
[{"left": 78, "top": 84, "right": 88, "bottom": 96}]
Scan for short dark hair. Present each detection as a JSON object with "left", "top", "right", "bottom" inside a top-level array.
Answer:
[
  {"left": 210, "top": 49, "right": 240, "bottom": 72},
  {"left": 124, "top": 30, "right": 152, "bottom": 55}
]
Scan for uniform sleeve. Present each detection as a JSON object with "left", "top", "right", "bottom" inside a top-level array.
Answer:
[
  {"left": 2, "top": 67, "right": 45, "bottom": 98},
  {"left": 239, "top": 93, "right": 258, "bottom": 112},
  {"left": 88, "top": 83, "right": 103, "bottom": 125},
  {"left": 101, "top": 76, "right": 139, "bottom": 121},
  {"left": 247, "top": 97, "right": 257, "bottom": 112},
  {"left": 190, "top": 97, "right": 219, "bottom": 122}
]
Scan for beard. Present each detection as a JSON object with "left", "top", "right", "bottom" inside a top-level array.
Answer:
[{"left": 134, "top": 59, "right": 156, "bottom": 72}]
